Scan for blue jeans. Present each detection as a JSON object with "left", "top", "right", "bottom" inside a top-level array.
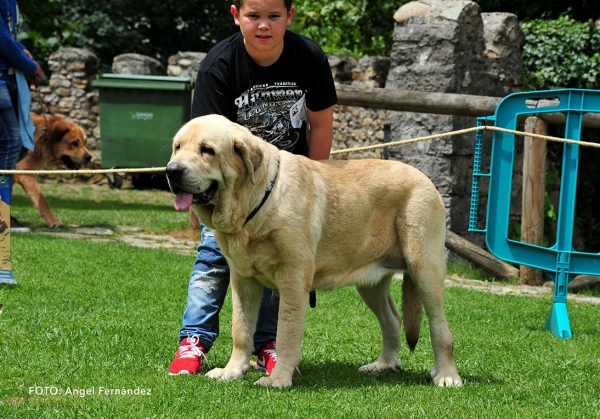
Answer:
[
  {"left": 178, "top": 225, "right": 278, "bottom": 354},
  {"left": 0, "top": 74, "right": 23, "bottom": 203}
]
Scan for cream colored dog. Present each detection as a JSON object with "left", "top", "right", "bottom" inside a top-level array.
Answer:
[{"left": 166, "top": 114, "right": 462, "bottom": 388}]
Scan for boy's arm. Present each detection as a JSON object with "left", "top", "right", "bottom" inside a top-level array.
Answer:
[{"left": 307, "top": 106, "right": 334, "bottom": 161}]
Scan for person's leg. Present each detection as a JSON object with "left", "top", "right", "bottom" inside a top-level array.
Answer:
[
  {"left": 253, "top": 288, "right": 279, "bottom": 353},
  {"left": 253, "top": 288, "right": 302, "bottom": 376},
  {"left": 0, "top": 76, "right": 23, "bottom": 200},
  {"left": 170, "top": 225, "right": 230, "bottom": 375},
  {"left": 0, "top": 76, "right": 28, "bottom": 234},
  {"left": 178, "top": 225, "right": 230, "bottom": 351}
]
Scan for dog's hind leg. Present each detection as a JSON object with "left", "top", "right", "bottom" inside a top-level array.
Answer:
[
  {"left": 406, "top": 234, "right": 462, "bottom": 387},
  {"left": 356, "top": 273, "right": 402, "bottom": 373}
]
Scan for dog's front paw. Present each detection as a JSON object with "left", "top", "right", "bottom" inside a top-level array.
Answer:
[
  {"left": 46, "top": 219, "right": 63, "bottom": 229},
  {"left": 430, "top": 367, "right": 463, "bottom": 387},
  {"left": 206, "top": 367, "right": 245, "bottom": 381},
  {"left": 253, "top": 375, "right": 293, "bottom": 388},
  {"left": 358, "top": 357, "right": 402, "bottom": 373}
]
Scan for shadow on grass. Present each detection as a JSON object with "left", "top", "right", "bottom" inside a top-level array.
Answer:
[{"left": 204, "top": 361, "right": 503, "bottom": 390}]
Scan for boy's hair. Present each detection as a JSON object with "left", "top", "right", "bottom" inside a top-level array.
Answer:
[{"left": 233, "top": 0, "right": 293, "bottom": 12}]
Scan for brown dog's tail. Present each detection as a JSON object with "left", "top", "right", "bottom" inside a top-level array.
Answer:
[{"left": 401, "top": 273, "right": 423, "bottom": 352}]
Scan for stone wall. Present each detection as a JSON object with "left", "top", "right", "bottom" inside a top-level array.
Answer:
[
  {"left": 31, "top": 48, "right": 101, "bottom": 151},
  {"left": 29, "top": 48, "right": 106, "bottom": 185},
  {"left": 386, "top": 0, "right": 524, "bottom": 242}
]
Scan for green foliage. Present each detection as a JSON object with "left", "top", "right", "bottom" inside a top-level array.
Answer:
[
  {"left": 521, "top": 16, "right": 600, "bottom": 90},
  {"left": 291, "top": 0, "right": 403, "bottom": 57},
  {"left": 475, "top": 1, "right": 599, "bottom": 22},
  {"left": 18, "top": 0, "right": 237, "bottom": 74}
]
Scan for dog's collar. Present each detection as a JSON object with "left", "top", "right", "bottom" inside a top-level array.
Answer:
[{"left": 244, "top": 157, "right": 280, "bottom": 226}]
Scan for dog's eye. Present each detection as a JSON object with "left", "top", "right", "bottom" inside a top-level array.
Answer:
[
  {"left": 201, "top": 146, "right": 215, "bottom": 156},
  {"left": 72, "top": 141, "right": 79, "bottom": 147}
]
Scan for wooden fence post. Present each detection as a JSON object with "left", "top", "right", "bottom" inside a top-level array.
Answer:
[{"left": 520, "top": 116, "right": 548, "bottom": 285}]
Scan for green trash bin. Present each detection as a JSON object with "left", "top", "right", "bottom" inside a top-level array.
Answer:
[{"left": 93, "top": 74, "right": 192, "bottom": 188}]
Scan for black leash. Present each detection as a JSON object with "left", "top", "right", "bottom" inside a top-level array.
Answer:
[{"left": 309, "top": 290, "right": 316, "bottom": 308}]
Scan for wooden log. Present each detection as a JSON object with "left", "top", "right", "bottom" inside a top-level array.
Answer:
[
  {"left": 445, "top": 230, "right": 520, "bottom": 280},
  {"left": 336, "top": 84, "right": 501, "bottom": 117},
  {"left": 336, "top": 85, "right": 600, "bottom": 127},
  {"left": 520, "top": 117, "right": 547, "bottom": 285}
]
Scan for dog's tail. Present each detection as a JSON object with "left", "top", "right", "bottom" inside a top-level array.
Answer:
[{"left": 401, "top": 273, "right": 423, "bottom": 352}]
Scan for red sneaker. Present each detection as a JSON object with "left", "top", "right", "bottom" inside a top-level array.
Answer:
[
  {"left": 255, "top": 341, "right": 300, "bottom": 376},
  {"left": 169, "top": 337, "right": 207, "bottom": 375}
]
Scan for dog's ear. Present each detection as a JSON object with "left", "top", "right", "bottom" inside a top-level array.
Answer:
[
  {"left": 47, "top": 119, "right": 71, "bottom": 144},
  {"left": 233, "top": 137, "right": 263, "bottom": 185}
]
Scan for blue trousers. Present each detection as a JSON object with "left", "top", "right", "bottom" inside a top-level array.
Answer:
[
  {"left": 178, "top": 225, "right": 278, "bottom": 354},
  {"left": 0, "top": 73, "right": 23, "bottom": 202}
]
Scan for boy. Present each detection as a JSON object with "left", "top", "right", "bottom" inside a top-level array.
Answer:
[{"left": 169, "top": 0, "right": 337, "bottom": 375}]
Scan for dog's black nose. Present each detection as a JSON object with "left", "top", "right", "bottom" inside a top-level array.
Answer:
[
  {"left": 84, "top": 154, "right": 92, "bottom": 164},
  {"left": 166, "top": 162, "right": 184, "bottom": 180}
]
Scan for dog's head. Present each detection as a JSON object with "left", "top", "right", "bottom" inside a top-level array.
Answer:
[
  {"left": 39, "top": 116, "right": 92, "bottom": 170},
  {"left": 166, "top": 114, "right": 275, "bottom": 233}
]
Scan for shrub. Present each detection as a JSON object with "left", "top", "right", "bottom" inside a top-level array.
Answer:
[
  {"left": 291, "top": 0, "right": 403, "bottom": 57},
  {"left": 521, "top": 16, "right": 600, "bottom": 90}
]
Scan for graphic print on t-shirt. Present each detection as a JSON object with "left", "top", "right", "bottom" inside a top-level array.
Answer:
[{"left": 234, "top": 82, "right": 306, "bottom": 151}]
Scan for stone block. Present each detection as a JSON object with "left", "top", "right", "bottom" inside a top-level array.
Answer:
[{"left": 112, "top": 53, "right": 165, "bottom": 75}]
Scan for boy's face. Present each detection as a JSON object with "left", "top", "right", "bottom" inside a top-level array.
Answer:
[{"left": 231, "top": 0, "right": 295, "bottom": 65}]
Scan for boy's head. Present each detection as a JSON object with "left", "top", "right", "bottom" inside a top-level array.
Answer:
[
  {"left": 233, "top": 0, "right": 293, "bottom": 12},
  {"left": 231, "top": 0, "right": 295, "bottom": 66}
]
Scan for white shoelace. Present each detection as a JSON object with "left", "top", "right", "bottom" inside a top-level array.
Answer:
[
  {"left": 179, "top": 336, "right": 209, "bottom": 369},
  {"left": 261, "top": 348, "right": 277, "bottom": 362}
]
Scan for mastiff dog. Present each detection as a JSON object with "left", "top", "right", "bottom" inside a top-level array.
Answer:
[{"left": 166, "top": 114, "right": 462, "bottom": 388}]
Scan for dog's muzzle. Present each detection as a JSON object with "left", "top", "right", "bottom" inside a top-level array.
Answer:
[
  {"left": 61, "top": 153, "right": 92, "bottom": 170},
  {"left": 166, "top": 162, "right": 217, "bottom": 210}
]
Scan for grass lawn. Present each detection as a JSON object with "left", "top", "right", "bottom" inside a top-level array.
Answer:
[{"left": 1, "top": 183, "right": 599, "bottom": 418}]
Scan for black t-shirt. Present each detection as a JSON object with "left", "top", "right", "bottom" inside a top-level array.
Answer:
[{"left": 191, "top": 30, "right": 338, "bottom": 157}]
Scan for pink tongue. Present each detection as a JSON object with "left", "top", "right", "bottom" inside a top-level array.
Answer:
[{"left": 174, "top": 192, "right": 193, "bottom": 211}]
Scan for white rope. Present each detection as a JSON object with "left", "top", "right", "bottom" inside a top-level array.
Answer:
[{"left": 0, "top": 125, "right": 597, "bottom": 175}]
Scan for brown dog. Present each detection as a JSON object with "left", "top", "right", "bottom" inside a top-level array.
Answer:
[
  {"left": 14, "top": 114, "right": 92, "bottom": 228},
  {"left": 166, "top": 115, "right": 462, "bottom": 388}
]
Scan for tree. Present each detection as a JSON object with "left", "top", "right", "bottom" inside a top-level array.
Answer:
[
  {"left": 18, "top": 0, "right": 237, "bottom": 73},
  {"left": 474, "top": 0, "right": 599, "bottom": 22},
  {"left": 291, "top": 0, "right": 402, "bottom": 57}
]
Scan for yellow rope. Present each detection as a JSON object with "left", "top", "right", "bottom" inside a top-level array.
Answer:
[
  {"left": 0, "top": 166, "right": 166, "bottom": 175},
  {"left": 330, "top": 125, "right": 600, "bottom": 155},
  {"left": 0, "top": 125, "right": 598, "bottom": 174}
]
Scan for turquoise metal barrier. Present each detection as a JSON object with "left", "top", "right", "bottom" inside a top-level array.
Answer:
[{"left": 469, "top": 89, "right": 600, "bottom": 339}]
